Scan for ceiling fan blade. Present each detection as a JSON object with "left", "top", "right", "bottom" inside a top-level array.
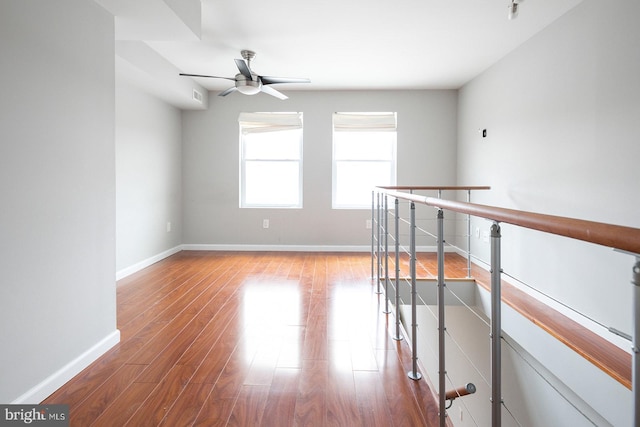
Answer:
[
  {"left": 260, "top": 85, "right": 288, "bottom": 100},
  {"left": 218, "top": 86, "right": 238, "bottom": 97},
  {"left": 179, "top": 73, "right": 235, "bottom": 81},
  {"left": 234, "top": 59, "right": 252, "bottom": 79},
  {"left": 260, "top": 76, "right": 310, "bottom": 85}
]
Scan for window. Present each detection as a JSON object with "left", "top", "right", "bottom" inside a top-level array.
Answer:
[
  {"left": 239, "top": 112, "right": 303, "bottom": 208},
  {"left": 332, "top": 112, "right": 397, "bottom": 209}
]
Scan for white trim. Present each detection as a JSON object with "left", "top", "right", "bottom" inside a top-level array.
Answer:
[
  {"left": 180, "top": 244, "right": 451, "bottom": 253},
  {"left": 115, "top": 244, "right": 454, "bottom": 279},
  {"left": 430, "top": 246, "right": 458, "bottom": 253},
  {"left": 116, "top": 245, "right": 182, "bottom": 280},
  {"left": 12, "top": 330, "right": 120, "bottom": 404},
  {"left": 451, "top": 245, "right": 471, "bottom": 259},
  {"left": 182, "top": 244, "right": 370, "bottom": 252},
  {"left": 115, "top": 244, "right": 449, "bottom": 281}
]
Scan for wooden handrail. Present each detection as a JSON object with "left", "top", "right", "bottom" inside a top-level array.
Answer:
[
  {"left": 378, "top": 188, "right": 640, "bottom": 255},
  {"left": 445, "top": 383, "right": 477, "bottom": 400}
]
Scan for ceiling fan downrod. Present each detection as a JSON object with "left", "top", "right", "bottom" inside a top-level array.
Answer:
[{"left": 241, "top": 50, "right": 256, "bottom": 68}]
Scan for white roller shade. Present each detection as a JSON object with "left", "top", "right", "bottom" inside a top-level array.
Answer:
[
  {"left": 333, "top": 112, "right": 397, "bottom": 132},
  {"left": 238, "top": 112, "right": 303, "bottom": 134}
]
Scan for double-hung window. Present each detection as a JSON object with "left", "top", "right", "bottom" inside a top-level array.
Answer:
[
  {"left": 239, "top": 112, "right": 303, "bottom": 208},
  {"left": 332, "top": 112, "right": 397, "bottom": 209}
]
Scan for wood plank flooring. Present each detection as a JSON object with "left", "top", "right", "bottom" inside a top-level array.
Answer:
[{"left": 43, "top": 251, "right": 450, "bottom": 426}]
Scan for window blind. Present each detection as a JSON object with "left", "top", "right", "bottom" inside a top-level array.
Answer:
[
  {"left": 238, "top": 112, "right": 303, "bottom": 134},
  {"left": 332, "top": 112, "right": 397, "bottom": 132}
]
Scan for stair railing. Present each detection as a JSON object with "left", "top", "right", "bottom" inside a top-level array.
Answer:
[{"left": 372, "top": 186, "right": 640, "bottom": 427}]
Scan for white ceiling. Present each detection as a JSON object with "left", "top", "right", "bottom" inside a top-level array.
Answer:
[{"left": 97, "top": 0, "right": 583, "bottom": 107}]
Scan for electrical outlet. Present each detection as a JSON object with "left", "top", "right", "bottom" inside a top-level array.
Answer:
[
  {"left": 263, "top": 219, "right": 269, "bottom": 229},
  {"left": 166, "top": 222, "right": 171, "bottom": 232},
  {"left": 366, "top": 219, "right": 372, "bottom": 229},
  {"left": 475, "top": 226, "right": 480, "bottom": 238},
  {"left": 482, "top": 230, "right": 489, "bottom": 243}
]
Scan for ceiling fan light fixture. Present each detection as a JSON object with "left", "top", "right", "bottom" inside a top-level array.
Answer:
[{"left": 236, "top": 77, "right": 262, "bottom": 95}]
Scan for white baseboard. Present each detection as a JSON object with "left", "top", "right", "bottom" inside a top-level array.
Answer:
[
  {"left": 451, "top": 246, "right": 470, "bottom": 258},
  {"left": 116, "top": 245, "right": 182, "bottom": 280},
  {"left": 168, "top": 244, "right": 459, "bottom": 253},
  {"left": 416, "top": 246, "right": 458, "bottom": 253},
  {"left": 116, "top": 244, "right": 457, "bottom": 281},
  {"left": 181, "top": 244, "right": 463, "bottom": 253},
  {"left": 181, "top": 244, "right": 372, "bottom": 252},
  {"left": 12, "top": 330, "right": 120, "bottom": 404}
]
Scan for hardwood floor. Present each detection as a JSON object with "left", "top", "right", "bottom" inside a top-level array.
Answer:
[{"left": 43, "top": 251, "right": 451, "bottom": 426}]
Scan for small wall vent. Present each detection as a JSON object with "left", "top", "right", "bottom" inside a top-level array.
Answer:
[{"left": 192, "top": 89, "right": 203, "bottom": 103}]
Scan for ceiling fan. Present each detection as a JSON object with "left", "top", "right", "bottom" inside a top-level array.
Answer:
[{"left": 179, "top": 50, "right": 310, "bottom": 100}]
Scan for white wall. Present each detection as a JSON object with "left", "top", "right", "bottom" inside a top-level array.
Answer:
[
  {"left": 457, "top": 0, "right": 640, "bottom": 340},
  {"left": 116, "top": 77, "right": 183, "bottom": 274},
  {"left": 0, "top": 0, "right": 118, "bottom": 403},
  {"left": 451, "top": 0, "right": 640, "bottom": 423},
  {"left": 412, "top": 298, "right": 624, "bottom": 427},
  {"left": 182, "top": 90, "right": 458, "bottom": 248}
]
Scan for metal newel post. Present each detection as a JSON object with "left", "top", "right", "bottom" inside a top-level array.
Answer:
[
  {"left": 393, "top": 197, "right": 403, "bottom": 341},
  {"left": 383, "top": 195, "right": 391, "bottom": 313},
  {"left": 437, "top": 209, "right": 447, "bottom": 427},
  {"left": 408, "top": 201, "right": 422, "bottom": 381},
  {"left": 632, "top": 257, "right": 640, "bottom": 427},
  {"left": 490, "top": 222, "right": 502, "bottom": 427}
]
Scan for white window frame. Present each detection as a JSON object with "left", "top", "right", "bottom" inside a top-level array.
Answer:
[
  {"left": 332, "top": 112, "right": 397, "bottom": 209},
  {"left": 239, "top": 112, "right": 303, "bottom": 208}
]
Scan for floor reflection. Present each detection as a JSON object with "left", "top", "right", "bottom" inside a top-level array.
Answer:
[{"left": 241, "top": 279, "right": 302, "bottom": 372}]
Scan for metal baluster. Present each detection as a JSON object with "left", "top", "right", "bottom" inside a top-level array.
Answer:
[
  {"left": 632, "top": 257, "right": 640, "bottom": 427},
  {"left": 376, "top": 192, "right": 381, "bottom": 294},
  {"left": 371, "top": 190, "right": 375, "bottom": 280},
  {"left": 490, "top": 222, "right": 502, "bottom": 427},
  {"left": 467, "top": 189, "right": 472, "bottom": 278},
  {"left": 408, "top": 201, "right": 422, "bottom": 381},
  {"left": 437, "top": 209, "right": 447, "bottom": 427},
  {"left": 393, "top": 197, "right": 403, "bottom": 341},
  {"left": 383, "top": 195, "right": 391, "bottom": 313}
]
